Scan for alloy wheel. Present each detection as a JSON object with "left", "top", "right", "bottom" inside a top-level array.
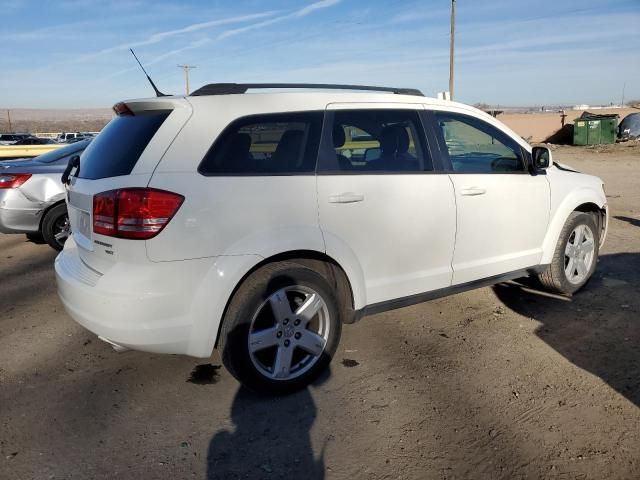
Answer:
[
  {"left": 248, "top": 285, "right": 331, "bottom": 381},
  {"left": 564, "top": 224, "right": 595, "bottom": 284}
]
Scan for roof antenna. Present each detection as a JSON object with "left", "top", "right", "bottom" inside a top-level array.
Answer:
[{"left": 129, "top": 48, "right": 168, "bottom": 97}]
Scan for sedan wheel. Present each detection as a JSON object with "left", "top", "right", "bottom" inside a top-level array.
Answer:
[
  {"left": 41, "top": 203, "right": 70, "bottom": 252},
  {"left": 53, "top": 215, "right": 71, "bottom": 248}
]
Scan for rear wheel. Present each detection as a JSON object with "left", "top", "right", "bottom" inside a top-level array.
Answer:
[
  {"left": 219, "top": 262, "right": 342, "bottom": 395},
  {"left": 41, "top": 203, "right": 70, "bottom": 252},
  {"left": 538, "top": 212, "right": 599, "bottom": 295}
]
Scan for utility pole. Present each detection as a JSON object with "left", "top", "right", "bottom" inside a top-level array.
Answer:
[
  {"left": 177, "top": 64, "right": 196, "bottom": 95},
  {"left": 621, "top": 81, "right": 626, "bottom": 106},
  {"left": 449, "top": 0, "right": 456, "bottom": 100},
  {"left": 7, "top": 110, "right": 12, "bottom": 132}
]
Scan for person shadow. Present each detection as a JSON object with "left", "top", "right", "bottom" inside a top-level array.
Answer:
[
  {"left": 493, "top": 252, "right": 640, "bottom": 407},
  {"left": 206, "top": 373, "right": 329, "bottom": 480}
]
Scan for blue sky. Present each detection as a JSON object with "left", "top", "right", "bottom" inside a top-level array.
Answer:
[{"left": 0, "top": 0, "right": 638, "bottom": 108}]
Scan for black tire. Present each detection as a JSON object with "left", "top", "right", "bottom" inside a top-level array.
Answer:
[
  {"left": 25, "top": 232, "right": 45, "bottom": 243},
  {"left": 41, "top": 203, "right": 70, "bottom": 252},
  {"left": 219, "top": 261, "right": 342, "bottom": 395},
  {"left": 538, "top": 211, "right": 600, "bottom": 295}
]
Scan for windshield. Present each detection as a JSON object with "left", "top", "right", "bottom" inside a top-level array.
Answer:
[{"left": 35, "top": 139, "right": 91, "bottom": 163}]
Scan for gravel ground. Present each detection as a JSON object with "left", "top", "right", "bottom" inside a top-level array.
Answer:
[{"left": 1, "top": 144, "right": 639, "bottom": 480}]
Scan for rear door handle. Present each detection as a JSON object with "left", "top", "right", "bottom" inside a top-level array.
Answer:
[
  {"left": 328, "top": 192, "right": 364, "bottom": 204},
  {"left": 460, "top": 187, "right": 486, "bottom": 196}
]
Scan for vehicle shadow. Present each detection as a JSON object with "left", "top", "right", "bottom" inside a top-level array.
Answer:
[
  {"left": 493, "top": 252, "right": 640, "bottom": 407},
  {"left": 206, "top": 377, "right": 327, "bottom": 480},
  {"left": 614, "top": 215, "right": 640, "bottom": 228}
]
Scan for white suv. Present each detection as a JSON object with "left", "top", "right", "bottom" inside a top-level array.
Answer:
[{"left": 55, "top": 84, "right": 608, "bottom": 393}]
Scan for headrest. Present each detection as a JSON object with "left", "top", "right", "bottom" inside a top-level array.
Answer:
[{"left": 380, "top": 124, "right": 409, "bottom": 154}]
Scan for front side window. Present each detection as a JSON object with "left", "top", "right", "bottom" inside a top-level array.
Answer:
[
  {"left": 434, "top": 113, "right": 525, "bottom": 173},
  {"left": 199, "top": 112, "right": 323, "bottom": 175},
  {"left": 322, "top": 109, "right": 431, "bottom": 173}
]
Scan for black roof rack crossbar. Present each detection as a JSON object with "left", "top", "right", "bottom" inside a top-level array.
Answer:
[{"left": 190, "top": 83, "right": 424, "bottom": 97}]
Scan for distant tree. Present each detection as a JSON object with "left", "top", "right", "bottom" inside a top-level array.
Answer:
[{"left": 473, "top": 102, "right": 491, "bottom": 110}]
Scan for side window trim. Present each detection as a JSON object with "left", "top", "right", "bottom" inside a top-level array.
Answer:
[
  {"left": 316, "top": 107, "right": 439, "bottom": 175},
  {"left": 428, "top": 110, "right": 530, "bottom": 175},
  {"left": 419, "top": 110, "right": 447, "bottom": 172}
]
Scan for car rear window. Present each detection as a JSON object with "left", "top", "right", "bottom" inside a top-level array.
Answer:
[{"left": 78, "top": 111, "right": 169, "bottom": 179}]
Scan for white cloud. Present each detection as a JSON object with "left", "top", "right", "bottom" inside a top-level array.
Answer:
[
  {"left": 218, "top": 0, "right": 342, "bottom": 40},
  {"left": 76, "top": 11, "right": 277, "bottom": 63}
]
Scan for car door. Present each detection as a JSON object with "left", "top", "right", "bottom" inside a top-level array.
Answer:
[
  {"left": 316, "top": 104, "right": 457, "bottom": 307},
  {"left": 429, "top": 110, "right": 550, "bottom": 285}
]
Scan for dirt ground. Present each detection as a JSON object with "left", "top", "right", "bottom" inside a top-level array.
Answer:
[{"left": 1, "top": 143, "right": 639, "bottom": 480}]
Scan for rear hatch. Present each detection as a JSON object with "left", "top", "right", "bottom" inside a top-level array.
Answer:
[{"left": 66, "top": 97, "right": 192, "bottom": 273}]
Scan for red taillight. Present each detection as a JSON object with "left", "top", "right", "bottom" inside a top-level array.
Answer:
[
  {"left": 113, "top": 102, "right": 134, "bottom": 116},
  {"left": 93, "top": 188, "right": 184, "bottom": 240},
  {"left": 0, "top": 173, "right": 32, "bottom": 189}
]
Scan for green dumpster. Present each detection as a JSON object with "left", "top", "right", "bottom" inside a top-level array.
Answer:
[{"left": 573, "top": 112, "right": 618, "bottom": 145}]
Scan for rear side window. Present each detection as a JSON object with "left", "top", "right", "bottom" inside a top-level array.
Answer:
[
  {"left": 319, "top": 109, "right": 432, "bottom": 173},
  {"left": 78, "top": 111, "right": 169, "bottom": 179},
  {"left": 199, "top": 112, "right": 323, "bottom": 175}
]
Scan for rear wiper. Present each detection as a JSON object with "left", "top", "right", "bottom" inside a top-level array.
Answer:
[{"left": 61, "top": 155, "right": 80, "bottom": 186}]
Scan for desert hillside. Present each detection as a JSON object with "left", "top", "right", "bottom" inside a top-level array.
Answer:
[{"left": 0, "top": 108, "right": 113, "bottom": 133}]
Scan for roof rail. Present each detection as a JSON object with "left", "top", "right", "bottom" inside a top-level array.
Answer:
[{"left": 190, "top": 83, "right": 424, "bottom": 97}]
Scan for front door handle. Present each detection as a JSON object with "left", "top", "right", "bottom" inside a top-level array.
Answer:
[
  {"left": 460, "top": 186, "right": 486, "bottom": 196},
  {"left": 328, "top": 192, "right": 365, "bottom": 204}
]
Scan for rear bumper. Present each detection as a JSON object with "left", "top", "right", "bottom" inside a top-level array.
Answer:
[
  {"left": 55, "top": 237, "right": 262, "bottom": 358},
  {"left": 55, "top": 239, "right": 208, "bottom": 356}
]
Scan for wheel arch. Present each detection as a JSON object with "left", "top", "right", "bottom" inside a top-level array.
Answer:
[
  {"left": 212, "top": 249, "right": 358, "bottom": 350},
  {"left": 541, "top": 192, "right": 607, "bottom": 264}
]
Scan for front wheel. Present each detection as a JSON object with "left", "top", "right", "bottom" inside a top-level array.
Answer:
[
  {"left": 538, "top": 211, "right": 599, "bottom": 295},
  {"left": 41, "top": 203, "right": 70, "bottom": 252},
  {"left": 219, "top": 262, "right": 342, "bottom": 395}
]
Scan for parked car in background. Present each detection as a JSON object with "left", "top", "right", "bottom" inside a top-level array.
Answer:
[
  {"left": 13, "top": 137, "right": 57, "bottom": 145},
  {"left": 50, "top": 132, "right": 98, "bottom": 144},
  {"left": 67, "top": 134, "right": 95, "bottom": 144},
  {"left": 56, "top": 132, "right": 81, "bottom": 143},
  {"left": 55, "top": 84, "right": 608, "bottom": 394},
  {"left": 618, "top": 112, "right": 640, "bottom": 141},
  {"left": 0, "top": 139, "right": 91, "bottom": 250},
  {"left": 0, "top": 133, "right": 31, "bottom": 145}
]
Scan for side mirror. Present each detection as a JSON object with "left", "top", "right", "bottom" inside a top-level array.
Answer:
[{"left": 531, "top": 146, "right": 553, "bottom": 170}]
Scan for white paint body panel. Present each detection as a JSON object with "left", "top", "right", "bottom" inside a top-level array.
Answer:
[
  {"left": 449, "top": 174, "right": 550, "bottom": 284},
  {"left": 55, "top": 91, "right": 607, "bottom": 358},
  {"left": 318, "top": 174, "right": 456, "bottom": 305}
]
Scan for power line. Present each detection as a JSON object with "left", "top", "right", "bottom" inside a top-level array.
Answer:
[{"left": 177, "top": 64, "right": 197, "bottom": 95}]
